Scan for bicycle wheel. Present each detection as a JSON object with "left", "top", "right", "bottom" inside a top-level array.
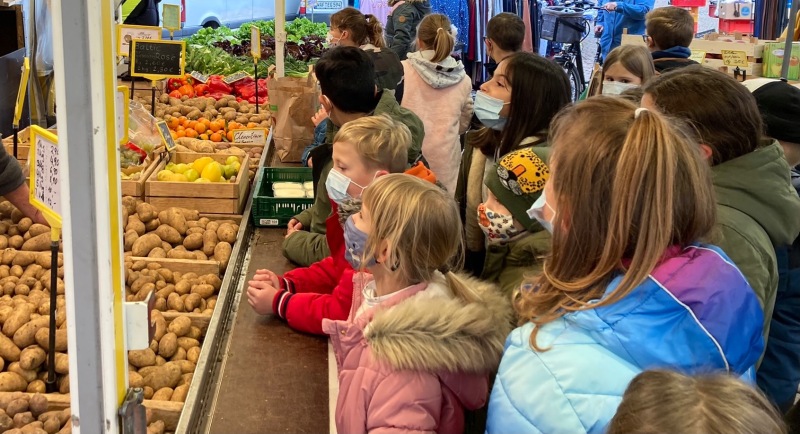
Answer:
[{"left": 565, "top": 62, "right": 582, "bottom": 101}]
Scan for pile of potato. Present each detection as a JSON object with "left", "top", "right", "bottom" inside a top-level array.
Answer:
[
  {"left": 125, "top": 261, "right": 219, "bottom": 314},
  {"left": 128, "top": 312, "right": 200, "bottom": 404},
  {"left": 121, "top": 199, "right": 237, "bottom": 272},
  {"left": 151, "top": 95, "right": 270, "bottom": 129},
  {"left": 0, "top": 394, "right": 70, "bottom": 434}
]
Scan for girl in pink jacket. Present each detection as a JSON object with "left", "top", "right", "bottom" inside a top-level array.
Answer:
[{"left": 323, "top": 174, "right": 513, "bottom": 434}]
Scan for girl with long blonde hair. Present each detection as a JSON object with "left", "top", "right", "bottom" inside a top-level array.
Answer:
[
  {"left": 485, "top": 97, "right": 765, "bottom": 434},
  {"left": 325, "top": 174, "right": 512, "bottom": 434}
]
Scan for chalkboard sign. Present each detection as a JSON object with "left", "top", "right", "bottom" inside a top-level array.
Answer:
[
  {"left": 28, "top": 126, "right": 62, "bottom": 224},
  {"left": 131, "top": 40, "right": 185, "bottom": 79},
  {"left": 156, "top": 120, "right": 177, "bottom": 152}
]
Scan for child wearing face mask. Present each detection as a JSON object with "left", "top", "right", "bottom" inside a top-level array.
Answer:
[
  {"left": 456, "top": 52, "right": 570, "bottom": 277},
  {"left": 476, "top": 147, "right": 553, "bottom": 296},
  {"left": 600, "top": 45, "right": 656, "bottom": 96},
  {"left": 246, "top": 116, "right": 437, "bottom": 335},
  {"left": 326, "top": 173, "right": 513, "bottom": 434}
]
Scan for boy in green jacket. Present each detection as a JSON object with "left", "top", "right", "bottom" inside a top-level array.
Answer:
[
  {"left": 283, "top": 47, "right": 425, "bottom": 267},
  {"left": 479, "top": 147, "right": 552, "bottom": 297},
  {"left": 643, "top": 66, "right": 800, "bottom": 348}
]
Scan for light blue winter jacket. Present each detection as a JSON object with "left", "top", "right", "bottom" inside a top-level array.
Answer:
[
  {"left": 486, "top": 244, "right": 765, "bottom": 434},
  {"left": 598, "top": 0, "right": 655, "bottom": 60}
]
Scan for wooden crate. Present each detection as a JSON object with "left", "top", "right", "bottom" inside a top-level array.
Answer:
[
  {"left": 0, "top": 392, "right": 183, "bottom": 431},
  {"left": 121, "top": 155, "right": 162, "bottom": 200},
  {"left": 2, "top": 126, "right": 58, "bottom": 159},
  {"left": 145, "top": 153, "right": 250, "bottom": 215}
]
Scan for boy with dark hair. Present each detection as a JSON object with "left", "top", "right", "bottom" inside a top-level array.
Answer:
[
  {"left": 642, "top": 66, "right": 800, "bottom": 354},
  {"left": 744, "top": 78, "right": 800, "bottom": 414},
  {"left": 645, "top": 6, "right": 698, "bottom": 72},
  {"left": 486, "top": 13, "right": 525, "bottom": 63},
  {"left": 282, "top": 46, "right": 425, "bottom": 267}
]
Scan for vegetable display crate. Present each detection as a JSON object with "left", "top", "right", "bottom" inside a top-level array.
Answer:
[
  {"left": 252, "top": 167, "right": 313, "bottom": 227},
  {"left": 145, "top": 153, "right": 250, "bottom": 215},
  {"left": 121, "top": 155, "right": 162, "bottom": 200}
]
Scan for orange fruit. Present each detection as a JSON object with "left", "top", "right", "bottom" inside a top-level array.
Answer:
[
  {"left": 209, "top": 121, "right": 222, "bottom": 133},
  {"left": 199, "top": 133, "right": 209, "bottom": 141},
  {"left": 197, "top": 117, "right": 208, "bottom": 125},
  {"left": 210, "top": 132, "right": 223, "bottom": 142},
  {"left": 203, "top": 119, "right": 212, "bottom": 128},
  {"left": 194, "top": 123, "right": 207, "bottom": 134},
  {"left": 169, "top": 118, "right": 180, "bottom": 129},
  {"left": 185, "top": 129, "right": 198, "bottom": 138},
  {"left": 181, "top": 119, "right": 190, "bottom": 128},
  {"left": 170, "top": 131, "right": 178, "bottom": 139},
  {"left": 176, "top": 125, "right": 185, "bottom": 132},
  {"left": 228, "top": 122, "right": 239, "bottom": 131},
  {"left": 176, "top": 130, "right": 186, "bottom": 138},
  {"left": 188, "top": 121, "right": 197, "bottom": 130},
  {"left": 247, "top": 122, "right": 258, "bottom": 128},
  {"left": 226, "top": 131, "right": 234, "bottom": 142}
]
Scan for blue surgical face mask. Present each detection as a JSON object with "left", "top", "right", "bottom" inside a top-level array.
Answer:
[
  {"left": 325, "top": 168, "right": 368, "bottom": 205},
  {"left": 526, "top": 190, "right": 556, "bottom": 233},
  {"left": 474, "top": 91, "right": 509, "bottom": 131},
  {"left": 343, "top": 215, "right": 377, "bottom": 269}
]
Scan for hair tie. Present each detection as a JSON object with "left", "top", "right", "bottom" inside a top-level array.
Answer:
[{"left": 634, "top": 107, "right": 648, "bottom": 119}]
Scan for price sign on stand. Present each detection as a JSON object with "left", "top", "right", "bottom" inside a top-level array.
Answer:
[
  {"left": 251, "top": 27, "right": 261, "bottom": 59},
  {"left": 721, "top": 50, "right": 749, "bottom": 67},
  {"left": 156, "top": 121, "right": 177, "bottom": 152},
  {"left": 162, "top": 4, "right": 181, "bottom": 36},
  {"left": 690, "top": 50, "right": 707, "bottom": 63},
  {"left": 116, "top": 86, "right": 130, "bottom": 145},
  {"left": 117, "top": 24, "right": 162, "bottom": 57},
  {"left": 224, "top": 71, "right": 250, "bottom": 85},
  {"left": 190, "top": 71, "right": 209, "bottom": 83},
  {"left": 28, "top": 127, "right": 62, "bottom": 227},
  {"left": 130, "top": 40, "right": 185, "bottom": 79},
  {"left": 232, "top": 128, "right": 268, "bottom": 145}
]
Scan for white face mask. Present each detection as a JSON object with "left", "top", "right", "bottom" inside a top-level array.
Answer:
[
  {"left": 474, "top": 91, "right": 510, "bottom": 131},
  {"left": 326, "top": 32, "right": 341, "bottom": 47},
  {"left": 526, "top": 190, "right": 556, "bottom": 233},
  {"left": 325, "top": 168, "right": 374, "bottom": 205},
  {"left": 602, "top": 81, "right": 639, "bottom": 96}
]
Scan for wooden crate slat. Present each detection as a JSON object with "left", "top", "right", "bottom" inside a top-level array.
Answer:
[
  {"left": 127, "top": 257, "right": 221, "bottom": 276},
  {"left": 163, "top": 311, "right": 212, "bottom": 333},
  {"left": 144, "top": 153, "right": 249, "bottom": 199},
  {"left": 146, "top": 196, "right": 245, "bottom": 216}
]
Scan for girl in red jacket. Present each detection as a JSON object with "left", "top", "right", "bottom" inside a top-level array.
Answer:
[{"left": 246, "top": 115, "right": 437, "bottom": 335}]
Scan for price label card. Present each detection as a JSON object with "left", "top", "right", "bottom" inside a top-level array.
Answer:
[
  {"left": 156, "top": 121, "right": 177, "bottom": 152},
  {"left": 721, "top": 50, "right": 749, "bottom": 67},
  {"left": 232, "top": 128, "right": 268, "bottom": 145},
  {"left": 190, "top": 71, "right": 209, "bottom": 83},
  {"left": 131, "top": 40, "right": 185, "bottom": 79},
  {"left": 116, "top": 86, "right": 130, "bottom": 145},
  {"left": 251, "top": 27, "right": 261, "bottom": 60},
  {"left": 13, "top": 57, "right": 30, "bottom": 126},
  {"left": 162, "top": 4, "right": 181, "bottom": 31},
  {"left": 224, "top": 71, "right": 251, "bottom": 84},
  {"left": 28, "top": 126, "right": 62, "bottom": 225},
  {"left": 690, "top": 50, "right": 707, "bottom": 63},
  {"left": 118, "top": 24, "right": 162, "bottom": 57}
]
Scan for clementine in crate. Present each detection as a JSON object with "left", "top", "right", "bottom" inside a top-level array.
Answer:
[
  {"left": 195, "top": 123, "right": 207, "bottom": 134},
  {"left": 210, "top": 132, "right": 223, "bottom": 142}
]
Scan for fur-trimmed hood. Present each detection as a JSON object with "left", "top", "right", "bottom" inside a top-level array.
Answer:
[{"left": 364, "top": 272, "right": 514, "bottom": 374}]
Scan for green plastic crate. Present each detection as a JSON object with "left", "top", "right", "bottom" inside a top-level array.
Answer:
[{"left": 252, "top": 167, "right": 314, "bottom": 227}]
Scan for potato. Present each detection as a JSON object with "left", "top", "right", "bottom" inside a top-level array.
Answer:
[
  {"left": 143, "top": 386, "right": 154, "bottom": 400},
  {"left": 131, "top": 234, "right": 162, "bottom": 257},
  {"left": 0, "top": 411, "right": 10, "bottom": 432},
  {"left": 167, "top": 249, "right": 195, "bottom": 260},
  {"left": 169, "top": 346, "right": 186, "bottom": 362},
  {"left": 158, "top": 209, "right": 188, "bottom": 235},
  {"left": 152, "top": 310, "right": 166, "bottom": 341},
  {"left": 28, "top": 394, "right": 47, "bottom": 418},
  {"left": 135, "top": 203, "right": 157, "bottom": 223},
  {"left": 158, "top": 333, "right": 178, "bottom": 359},
  {"left": 124, "top": 230, "right": 139, "bottom": 252},
  {"left": 53, "top": 353, "right": 69, "bottom": 375},
  {"left": 176, "top": 337, "right": 199, "bottom": 351},
  {"left": 128, "top": 348, "right": 156, "bottom": 368},
  {"left": 152, "top": 387, "right": 173, "bottom": 401},
  {"left": 171, "top": 384, "right": 189, "bottom": 402},
  {"left": 213, "top": 242, "right": 232, "bottom": 271},
  {"left": 216, "top": 223, "right": 237, "bottom": 244},
  {"left": 147, "top": 248, "right": 167, "bottom": 259},
  {"left": 58, "top": 376, "right": 69, "bottom": 394},
  {"left": 154, "top": 225, "right": 182, "bottom": 246},
  {"left": 201, "top": 230, "right": 218, "bottom": 257},
  {"left": 186, "top": 326, "right": 202, "bottom": 341},
  {"left": 11, "top": 252, "right": 37, "bottom": 268},
  {"left": 34, "top": 329, "right": 67, "bottom": 352},
  {"left": 19, "top": 347, "right": 46, "bottom": 371},
  {"left": 27, "top": 225, "right": 49, "bottom": 239},
  {"left": 43, "top": 418, "right": 60, "bottom": 434},
  {"left": 5, "top": 398, "right": 28, "bottom": 417},
  {"left": 186, "top": 346, "right": 201, "bottom": 364},
  {"left": 9, "top": 236, "right": 24, "bottom": 250},
  {"left": 0, "top": 373, "right": 27, "bottom": 392},
  {"left": 182, "top": 233, "right": 203, "bottom": 250},
  {"left": 147, "top": 420, "right": 165, "bottom": 434},
  {"left": 199, "top": 274, "right": 222, "bottom": 291},
  {"left": 183, "top": 293, "right": 202, "bottom": 312},
  {"left": 4, "top": 304, "right": 32, "bottom": 337},
  {"left": 9, "top": 265, "right": 22, "bottom": 278},
  {"left": 26, "top": 381, "right": 45, "bottom": 394},
  {"left": 142, "top": 362, "right": 182, "bottom": 390},
  {"left": 10, "top": 209, "right": 24, "bottom": 224},
  {"left": 166, "top": 293, "right": 184, "bottom": 312},
  {"left": 167, "top": 316, "right": 191, "bottom": 337},
  {"left": 144, "top": 219, "right": 161, "bottom": 233},
  {"left": 126, "top": 215, "right": 146, "bottom": 236},
  {"left": 12, "top": 411, "right": 34, "bottom": 428},
  {"left": 154, "top": 297, "right": 167, "bottom": 311},
  {"left": 174, "top": 280, "right": 191, "bottom": 296},
  {"left": 8, "top": 363, "right": 37, "bottom": 383},
  {"left": 171, "top": 359, "right": 195, "bottom": 374}
]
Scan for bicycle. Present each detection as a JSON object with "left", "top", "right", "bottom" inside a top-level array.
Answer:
[{"left": 540, "top": 0, "right": 598, "bottom": 101}]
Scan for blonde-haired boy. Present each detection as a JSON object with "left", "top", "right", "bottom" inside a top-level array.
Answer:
[{"left": 247, "top": 115, "right": 438, "bottom": 335}]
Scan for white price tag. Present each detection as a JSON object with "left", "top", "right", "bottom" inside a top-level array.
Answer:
[{"left": 29, "top": 127, "right": 61, "bottom": 218}]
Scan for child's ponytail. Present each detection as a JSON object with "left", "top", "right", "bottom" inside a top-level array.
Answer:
[
  {"left": 417, "top": 14, "right": 454, "bottom": 63},
  {"left": 364, "top": 14, "right": 387, "bottom": 48}
]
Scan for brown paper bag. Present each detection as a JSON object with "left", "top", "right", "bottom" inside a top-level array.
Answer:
[{"left": 267, "top": 71, "right": 319, "bottom": 163}]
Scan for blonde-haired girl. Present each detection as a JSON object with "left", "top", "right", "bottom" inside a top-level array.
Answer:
[
  {"left": 400, "top": 13, "right": 472, "bottom": 193},
  {"left": 485, "top": 97, "right": 765, "bottom": 434},
  {"left": 601, "top": 45, "right": 656, "bottom": 95},
  {"left": 324, "top": 173, "right": 512, "bottom": 434},
  {"left": 609, "top": 370, "right": 787, "bottom": 434}
]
